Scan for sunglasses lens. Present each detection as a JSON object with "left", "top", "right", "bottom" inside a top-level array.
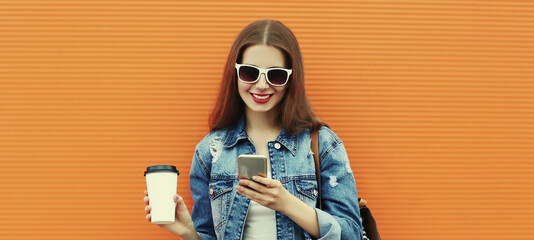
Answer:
[
  {"left": 267, "top": 70, "right": 288, "bottom": 85},
  {"left": 238, "top": 66, "right": 259, "bottom": 82}
]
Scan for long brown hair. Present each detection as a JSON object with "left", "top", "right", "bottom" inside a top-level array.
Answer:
[{"left": 209, "top": 20, "right": 323, "bottom": 135}]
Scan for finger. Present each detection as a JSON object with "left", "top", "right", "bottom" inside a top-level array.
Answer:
[
  {"left": 251, "top": 175, "right": 270, "bottom": 185},
  {"left": 253, "top": 176, "right": 281, "bottom": 188},
  {"left": 236, "top": 185, "right": 248, "bottom": 197},
  {"left": 239, "top": 179, "right": 265, "bottom": 191},
  {"left": 144, "top": 205, "right": 152, "bottom": 213},
  {"left": 144, "top": 190, "right": 148, "bottom": 196},
  {"left": 237, "top": 185, "right": 274, "bottom": 207},
  {"left": 174, "top": 194, "right": 193, "bottom": 223},
  {"left": 246, "top": 177, "right": 277, "bottom": 193},
  {"left": 144, "top": 196, "right": 150, "bottom": 204},
  {"left": 267, "top": 179, "right": 282, "bottom": 188},
  {"left": 236, "top": 185, "right": 260, "bottom": 200},
  {"left": 146, "top": 214, "right": 151, "bottom": 222},
  {"left": 175, "top": 195, "right": 187, "bottom": 211}
]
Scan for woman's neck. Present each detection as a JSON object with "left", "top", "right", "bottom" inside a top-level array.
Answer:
[{"left": 244, "top": 109, "right": 281, "bottom": 135}]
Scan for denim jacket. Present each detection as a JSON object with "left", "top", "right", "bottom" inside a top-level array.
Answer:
[{"left": 189, "top": 118, "right": 363, "bottom": 240}]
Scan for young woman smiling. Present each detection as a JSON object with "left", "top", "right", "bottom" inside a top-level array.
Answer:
[{"left": 144, "top": 19, "right": 363, "bottom": 240}]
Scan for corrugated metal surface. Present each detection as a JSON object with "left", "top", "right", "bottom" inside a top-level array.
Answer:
[{"left": 1, "top": 1, "right": 533, "bottom": 239}]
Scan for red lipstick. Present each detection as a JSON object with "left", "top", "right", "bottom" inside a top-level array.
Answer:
[{"left": 251, "top": 93, "right": 273, "bottom": 103}]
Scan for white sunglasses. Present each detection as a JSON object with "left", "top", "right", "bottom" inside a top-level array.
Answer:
[{"left": 235, "top": 63, "right": 292, "bottom": 86}]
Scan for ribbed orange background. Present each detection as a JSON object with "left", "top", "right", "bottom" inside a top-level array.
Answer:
[{"left": 1, "top": 1, "right": 533, "bottom": 239}]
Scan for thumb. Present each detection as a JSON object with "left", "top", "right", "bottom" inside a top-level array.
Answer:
[
  {"left": 175, "top": 195, "right": 187, "bottom": 210},
  {"left": 175, "top": 194, "right": 192, "bottom": 220}
]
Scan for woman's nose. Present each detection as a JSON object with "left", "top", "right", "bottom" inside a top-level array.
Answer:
[{"left": 255, "top": 73, "right": 270, "bottom": 89}]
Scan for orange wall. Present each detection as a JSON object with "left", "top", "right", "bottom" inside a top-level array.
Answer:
[{"left": 1, "top": 1, "right": 533, "bottom": 239}]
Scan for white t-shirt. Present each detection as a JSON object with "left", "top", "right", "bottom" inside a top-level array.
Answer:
[{"left": 242, "top": 160, "right": 277, "bottom": 239}]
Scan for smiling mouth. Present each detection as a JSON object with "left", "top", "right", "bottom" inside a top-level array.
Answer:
[
  {"left": 252, "top": 93, "right": 272, "bottom": 99},
  {"left": 251, "top": 93, "right": 273, "bottom": 103}
]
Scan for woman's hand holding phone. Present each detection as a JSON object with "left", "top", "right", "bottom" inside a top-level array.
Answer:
[
  {"left": 236, "top": 176, "right": 321, "bottom": 238},
  {"left": 235, "top": 175, "right": 293, "bottom": 213},
  {"left": 236, "top": 154, "right": 292, "bottom": 212}
]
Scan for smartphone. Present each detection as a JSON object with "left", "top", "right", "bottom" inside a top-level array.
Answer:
[{"left": 238, "top": 154, "right": 267, "bottom": 180}]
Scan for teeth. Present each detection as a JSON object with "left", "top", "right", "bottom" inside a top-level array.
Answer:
[{"left": 252, "top": 94, "right": 270, "bottom": 100}]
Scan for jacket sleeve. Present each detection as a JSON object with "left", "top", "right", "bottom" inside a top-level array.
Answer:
[
  {"left": 315, "top": 127, "right": 363, "bottom": 240},
  {"left": 189, "top": 148, "right": 217, "bottom": 240}
]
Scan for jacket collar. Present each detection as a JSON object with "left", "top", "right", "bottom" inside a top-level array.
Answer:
[
  {"left": 223, "top": 116, "right": 248, "bottom": 148},
  {"left": 223, "top": 116, "right": 298, "bottom": 155}
]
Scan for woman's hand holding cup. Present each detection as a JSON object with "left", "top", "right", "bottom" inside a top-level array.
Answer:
[
  {"left": 143, "top": 190, "right": 200, "bottom": 240},
  {"left": 143, "top": 165, "right": 200, "bottom": 240}
]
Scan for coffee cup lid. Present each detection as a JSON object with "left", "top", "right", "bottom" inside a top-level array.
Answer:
[{"left": 144, "top": 165, "right": 180, "bottom": 176}]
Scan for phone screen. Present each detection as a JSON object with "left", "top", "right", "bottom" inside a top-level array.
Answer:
[{"left": 238, "top": 154, "right": 267, "bottom": 180}]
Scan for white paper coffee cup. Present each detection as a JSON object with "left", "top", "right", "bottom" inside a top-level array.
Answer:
[{"left": 144, "top": 165, "right": 180, "bottom": 224}]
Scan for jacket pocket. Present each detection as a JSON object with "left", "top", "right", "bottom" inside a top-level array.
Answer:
[{"left": 294, "top": 178, "right": 319, "bottom": 205}]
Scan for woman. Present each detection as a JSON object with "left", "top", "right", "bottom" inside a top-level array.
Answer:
[{"left": 144, "top": 19, "right": 363, "bottom": 240}]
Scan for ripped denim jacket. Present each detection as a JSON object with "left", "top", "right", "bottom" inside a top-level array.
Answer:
[{"left": 189, "top": 118, "right": 363, "bottom": 240}]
